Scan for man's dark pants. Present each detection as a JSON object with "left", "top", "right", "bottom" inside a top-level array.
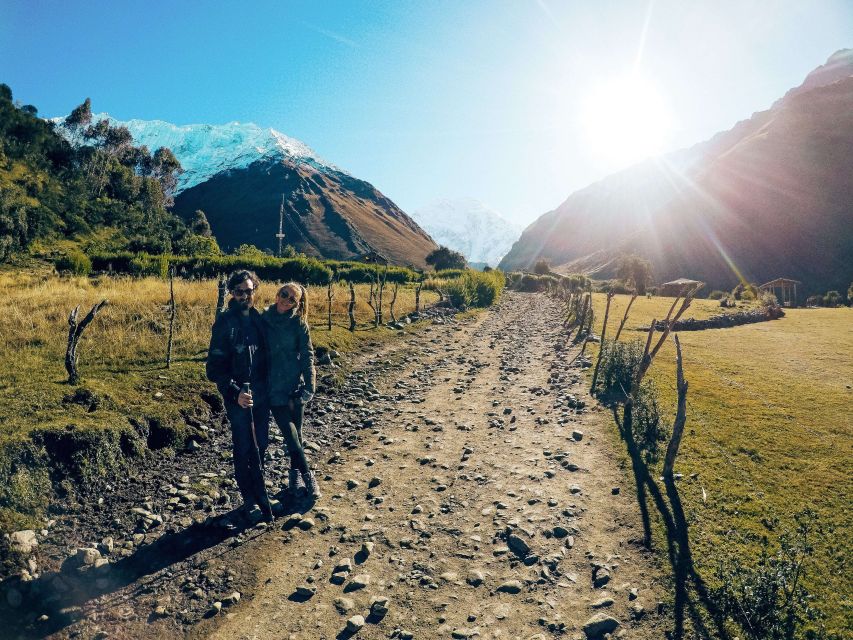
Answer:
[{"left": 223, "top": 391, "right": 271, "bottom": 507}]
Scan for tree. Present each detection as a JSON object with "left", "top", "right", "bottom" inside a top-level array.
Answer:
[
  {"left": 848, "top": 282, "right": 853, "bottom": 306},
  {"left": 616, "top": 254, "right": 652, "bottom": 295},
  {"left": 533, "top": 258, "right": 551, "bottom": 274},
  {"left": 425, "top": 245, "right": 467, "bottom": 271},
  {"left": 64, "top": 97, "right": 92, "bottom": 129},
  {"left": 233, "top": 243, "right": 268, "bottom": 258},
  {"left": 191, "top": 209, "right": 213, "bottom": 237}
]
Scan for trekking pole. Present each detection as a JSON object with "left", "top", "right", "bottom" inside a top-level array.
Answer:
[{"left": 242, "top": 380, "right": 274, "bottom": 521}]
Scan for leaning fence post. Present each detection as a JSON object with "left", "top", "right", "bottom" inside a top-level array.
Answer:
[{"left": 590, "top": 291, "right": 614, "bottom": 392}]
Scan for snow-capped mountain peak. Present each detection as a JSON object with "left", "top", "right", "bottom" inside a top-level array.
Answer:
[
  {"left": 54, "top": 113, "right": 340, "bottom": 193},
  {"left": 410, "top": 198, "right": 521, "bottom": 267}
]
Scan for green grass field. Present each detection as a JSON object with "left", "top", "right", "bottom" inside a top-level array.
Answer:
[{"left": 589, "top": 293, "right": 852, "bottom": 635}]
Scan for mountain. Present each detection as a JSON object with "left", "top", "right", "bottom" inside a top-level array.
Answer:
[
  {"left": 409, "top": 198, "right": 520, "bottom": 267},
  {"left": 67, "top": 115, "right": 438, "bottom": 267},
  {"left": 499, "top": 50, "right": 853, "bottom": 298}
]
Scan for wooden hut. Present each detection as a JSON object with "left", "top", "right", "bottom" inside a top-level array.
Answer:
[
  {"left": 660, "top": 278, "right": 705, "bottom": 297},
  {"left": 760, "top": 278, "right": 800, "bottom": 307}
]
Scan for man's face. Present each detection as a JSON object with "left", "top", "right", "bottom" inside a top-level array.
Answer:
[{"left": 231, "top": 279, "right": 256, "bottom": 311}]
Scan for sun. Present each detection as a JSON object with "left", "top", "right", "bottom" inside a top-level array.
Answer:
[{"left": 580, "top": 74, "right": 673, "bottom": 167}]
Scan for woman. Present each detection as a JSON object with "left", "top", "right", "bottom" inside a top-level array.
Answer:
[{"left": 262, "top": 282, "right": 321, "bottom": 499}]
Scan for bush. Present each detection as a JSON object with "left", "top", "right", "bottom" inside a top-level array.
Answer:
[
  {"left": 533, "top": 259, "right": 550, "bottom": 274},
  {"left": 708, "top": 290, "right": 727, "bottom": 300},
  {"left": 444, "top": 270, "right": 505, "bottom": 308},
  {"left": 597, "top": 339, "right": 643, "bottom": 399},
  {"left": 54, "top": 251, "right": 92, "bottom": 276},
  {"left": 712, "top": 510, "right": 829, "bottom": 640}
]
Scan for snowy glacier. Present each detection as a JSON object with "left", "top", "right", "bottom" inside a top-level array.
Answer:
[
  {"left": 410, "top": 198, "right": 521, "bottom": 267},
  {"left": 53, "top": 113, "right": 340, "bottom": 193}
]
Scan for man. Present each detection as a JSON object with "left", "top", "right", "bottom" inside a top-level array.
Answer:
[{"left": 206, "top": 270, "right": 273, "bottom": 523}]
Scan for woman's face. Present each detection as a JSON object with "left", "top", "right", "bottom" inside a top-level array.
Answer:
[{"left": 275, "top": 286, "right": 300, "bottom": 314}]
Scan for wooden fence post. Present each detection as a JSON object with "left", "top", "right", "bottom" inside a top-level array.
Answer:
[
  {"left": 166, "top": 268, "right": 176, "bottom": 368},
  {"left": 348, "top": 281, "right": 357, "bottom": 332},
  {"left": 66, "top": 300, "right": 108, "bottom": 384}
]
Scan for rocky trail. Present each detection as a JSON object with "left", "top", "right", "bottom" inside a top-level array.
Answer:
[{"left": 3, "top": 292, "right": 668, "bottom": 640}]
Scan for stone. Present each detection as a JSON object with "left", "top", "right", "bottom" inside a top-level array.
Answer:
[
  {"left": 439, "top": 571, "right": 458, "bottom": 582},
  {"left": 591, "top": 596, "right": 614, "bottom": 608},
  {"left": 9, "top": 530, "right": 38, "bottom": 555},
  {"left": 76, "top": 547, "right": 102, "bottom": 567},
  {"left": 334, "top": 596, "right": 355, "bottom": 613},
  {"left": 631, "top": 603, "right": 645, "bottom": 619},
  {"left": 628, "top": 587, "right": 639, "bottom": 600},
  {"left": 370, "top": 595, "right": 389, "bottom": 615},
  {"left": 572, "top": 430, "right": 584, "bottom": 441},
  {"left": 360, "top": 541, "right": 374, "bottom": 557},
  {"left": 346, "top": 479, "right": 360, "bottom": 490},
  {"left": 295, "top": 585, "right": 316, "bottom": 597},
  {"left": 570, "top": 484, "right": 582, "bottom": 494},
  {"left": 346, "top": 615, "right": 365, "bottom": 632},
  {"left": 496, "top": 580, "right": 523, "bottom": 594},
  {"left": 552, "top": 526, "right": 569, "bottom": 539},
  {"left": 507, "top": 534, "right": 531, "bottom": 558},
  {"left": 347, "top": 574, "right": 370, "bottom": 590},
  {"left": 222, "top": 591, "right": 241, "bottom": 606},
  {"left": 298, "top": 518, "right": 315, "bottom": 530},
  {"left": 466, "top": 570, "right": 485, "bottom": 587},
  {"left": 582, "top": 613, "right": 619, "bottom": 638},
  {"left": 208, "top": 601, "right": 223, "bottom": 617},
  {"left": 593, "top": 568, "right": 611, "bottom": 588},
  {"left": 98, "top": 537, "right": 114, "bottom": 554},
  {"left": 368, "top": 477, "right": 382, "bottom": 488},
  {"left": 334, "top": 558, "right": 353, "bottom": 573}
]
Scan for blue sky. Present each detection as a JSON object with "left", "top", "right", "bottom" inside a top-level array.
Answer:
[{"left": 2, "top": 0, "right": 851, "bottom": 226}]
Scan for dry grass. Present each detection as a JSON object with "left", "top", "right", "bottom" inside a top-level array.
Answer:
[
  {"left": 588, "top": 293, "right": 853, "bottom": 634},
  {"left": 0, "top": 271, "right": 437, "bottom": 445}
]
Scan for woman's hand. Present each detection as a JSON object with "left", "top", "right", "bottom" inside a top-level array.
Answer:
[{"left": 237, "top": 391, "right": 253, "bottom": 408}]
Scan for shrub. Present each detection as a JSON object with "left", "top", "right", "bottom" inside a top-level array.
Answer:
[
  {"left": 533, "top": 259, "right": 550, "bottom": 274},
  {"left": 712, "top": 510, "right": 829, "bottom": 640},
  {"left": 444, "top": 270, "right": 505, "bottom": 308},
  {"left": 54, "top": 251, "right": 92, "bottom": 276},
  {"left": 597, "top": 339, "right": 643, "bottom": 399},
  {"left": 759, "top": 291, "right": 780, "bottom": 309},
  {"left": 824, "top": 291, "right": 841, "bottom": 307}
]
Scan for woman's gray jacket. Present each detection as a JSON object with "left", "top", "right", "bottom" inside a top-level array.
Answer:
[{"left": 261, "top": 305, "right": 316, "bottom": 406}]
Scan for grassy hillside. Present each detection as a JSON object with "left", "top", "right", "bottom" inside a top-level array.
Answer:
[{"left": 588, "top": 293, "right": 852, "bottom": 636}]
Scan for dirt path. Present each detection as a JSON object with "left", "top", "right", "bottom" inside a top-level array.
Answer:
[{"left": 195, "top": 292, "right": 667, "bottom": 639}]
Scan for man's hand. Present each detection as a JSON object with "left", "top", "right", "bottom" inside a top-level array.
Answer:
[
  {"left": 237, "top": 391, "right": 253, "bottom": 408},
  {"left": 300, "top": 389, "right": 314, "bottom": 404}
]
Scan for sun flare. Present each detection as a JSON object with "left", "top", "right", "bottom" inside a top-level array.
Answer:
[{"left": 580, "top": 75, "right": 673, "bottom": 166}]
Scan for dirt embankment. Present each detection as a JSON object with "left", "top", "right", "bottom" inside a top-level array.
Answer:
[{"left": 3, "top": 293, "right": 669, "bottom": 639}]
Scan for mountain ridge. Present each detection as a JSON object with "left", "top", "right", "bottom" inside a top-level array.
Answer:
[{"left": 500, "top": 51, "right": 853, "bottom": 297}]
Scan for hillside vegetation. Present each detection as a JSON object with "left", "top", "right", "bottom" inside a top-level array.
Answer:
[{"left": 588, "top": 294, "right": 852, "bottom": 637}]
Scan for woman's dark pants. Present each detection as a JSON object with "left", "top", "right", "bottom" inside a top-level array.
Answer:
[{"left": 271, "top": 402, "right": 309, "bottom": 473}]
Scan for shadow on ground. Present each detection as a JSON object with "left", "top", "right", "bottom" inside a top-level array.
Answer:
[{"left": 2, "top": 492, "right": 312, "bottom": 638}]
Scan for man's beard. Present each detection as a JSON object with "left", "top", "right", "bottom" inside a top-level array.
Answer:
[{"left": 235, "top": 298, "right": 253, "bottom": 311}]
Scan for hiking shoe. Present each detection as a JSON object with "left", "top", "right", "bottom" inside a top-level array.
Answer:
[
  {"left": 302, "top": 469, "right": 321, "bottom": 499},
  {"left": 289, "top": 468, "right": 306, "bottom": 497}
]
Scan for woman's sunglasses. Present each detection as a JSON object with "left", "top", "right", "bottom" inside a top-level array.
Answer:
[{"left": 278, "top": 292, "right": 298, "bottom": 303}]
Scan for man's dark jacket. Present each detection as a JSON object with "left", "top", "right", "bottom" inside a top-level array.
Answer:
[{"left": 206, "top": 301, "right": 269, "bottom": 402}]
